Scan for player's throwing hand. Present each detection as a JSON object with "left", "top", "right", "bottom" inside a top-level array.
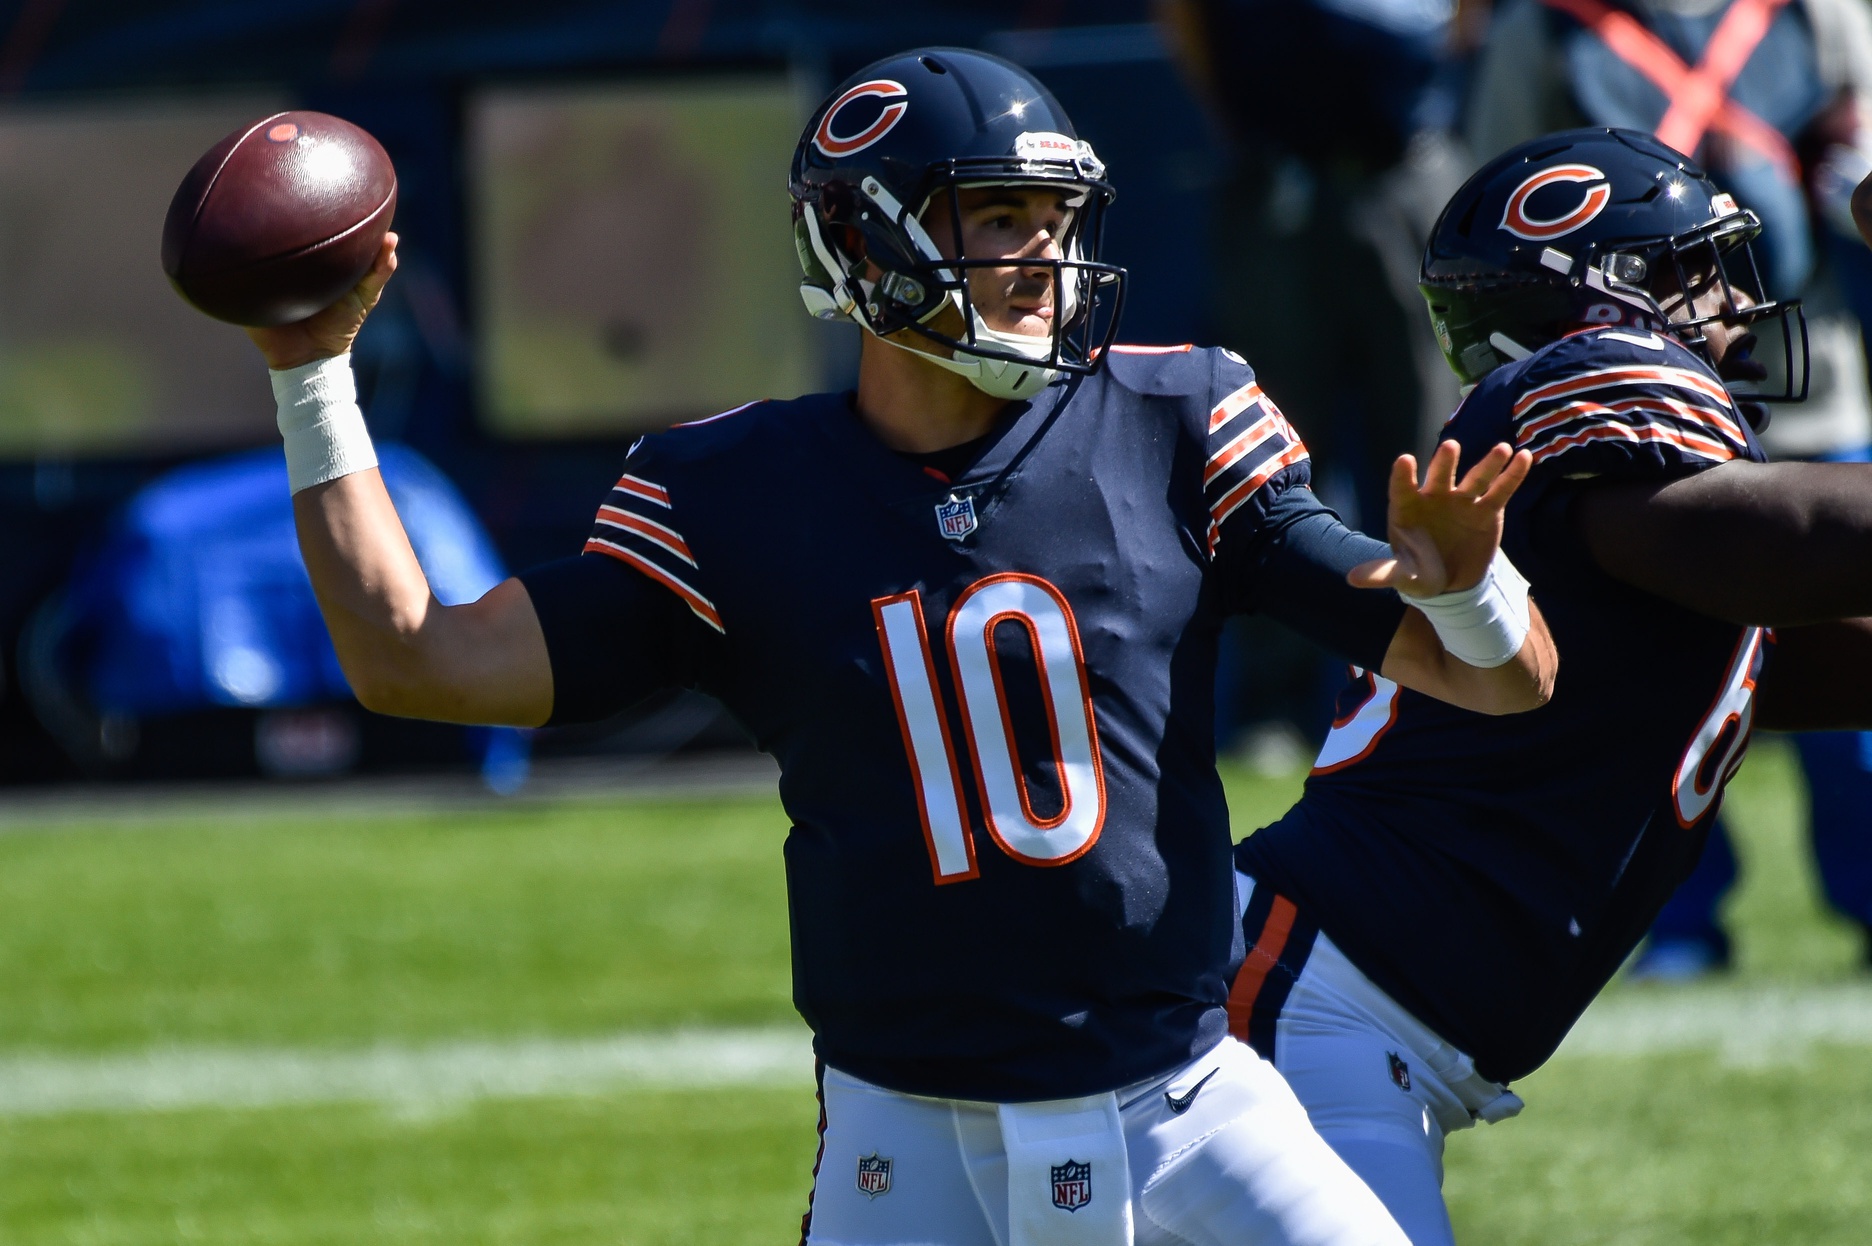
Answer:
[
  {"left": 244, "top": 233, "right": 400, "bottom": 372},
  {"left": 1347, "top": 440, "right": 1531, "bottom": 598}
]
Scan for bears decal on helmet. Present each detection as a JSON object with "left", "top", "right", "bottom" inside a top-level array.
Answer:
[
  {"left": 812, "top": 80, "right": 910, "bottom": 158},
  {"left": 1499, "top": 164, "right": 1613, "bottom": 242}
]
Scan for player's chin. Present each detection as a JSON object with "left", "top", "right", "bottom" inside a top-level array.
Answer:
[{"left": 993, "top": 310, "right": 1054, "bottom": 339}]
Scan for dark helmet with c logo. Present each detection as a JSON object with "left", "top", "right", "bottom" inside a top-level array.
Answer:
[
  {"left": 789, "top": 48, "right": 1125, "bottom": 400},
  {"left": 1421, "top": 127, "right": 1805, "bottom": 400}
]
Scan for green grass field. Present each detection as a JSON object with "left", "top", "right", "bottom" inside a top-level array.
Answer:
[{"left": 0, "top": 739, "right": 1866, "bottom": 1243}]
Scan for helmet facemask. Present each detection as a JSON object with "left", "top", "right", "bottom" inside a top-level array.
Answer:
[
  {"left": 1577, "top": 209, "right": 1809, "bottom": 403},
  {"left": 795, "top": 155, "right": 1125, "bottom": 401}
]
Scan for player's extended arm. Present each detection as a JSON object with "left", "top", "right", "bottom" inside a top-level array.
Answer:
[
  {"left": 246, "top": 235, "right": 554, "bottom": 727},
  {"left": 1754, "top": 619, "right": 1872, "bottom": 731},
  {"left": 1571, "top": 461, "right": 1872, "bottom": 625},
  {"left": 1352, "top": 442, "right": 1559, "bottom": 715}
]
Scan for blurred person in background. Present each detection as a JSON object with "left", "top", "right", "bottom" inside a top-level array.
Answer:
[
  {"left": 1470, "top": 0, "right": 1872, "bottom": 977},
  {"left": 1160, "top": 0, "right": 1481, "bottom": 758}
]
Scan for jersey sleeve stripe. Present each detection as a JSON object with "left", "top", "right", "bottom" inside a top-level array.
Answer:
[
  {"left": 1527, "top": 422, "right": 1737, "bottom": 467},
  {"left": 1206, "top": 441, "right": 1310, "bottom": 553},
  {"left": 613, "top": 475, "right": 672, "bottom": 507},
  {"left": 1511, "top": 365, "right": 1732, "bottom": 417},
  {"left": 594, "top": 505, "right": 696, "bottom": 566},
  {"left": 1204, "top": 410, "right": 1288, "bottom": 486},
  {"left": 1208, "top": 381, "right": 1265, "bottom": 434},
  {"left": 1517, "top": 394, "right": 1745, "bottom": 450},
  {"left": 582, "top": 537, "right": 725, "bottom": 633}
]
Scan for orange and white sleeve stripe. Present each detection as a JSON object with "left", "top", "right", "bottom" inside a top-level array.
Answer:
[
  {"left": 584, "top": 473, "right": 723, "bottom": 633},
  {"left": 1204, "top": 379, "right": 1310, "bottom": 555},
  {"left": 1512, "top": 365, "right": 1746, "bottom": 468}
]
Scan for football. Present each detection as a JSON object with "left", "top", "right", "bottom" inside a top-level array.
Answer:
[{"left": 161, "top": 111, "right": 397, "bottom": 327}]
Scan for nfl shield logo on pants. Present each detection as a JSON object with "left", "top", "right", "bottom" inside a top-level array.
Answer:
[
  {"left": 935, "top": 494, "right": 977, "bottom": 541},
  {"left": 1050, "top": 1159, "right": 1092, "bottom": 1212},
  {"left": 856, "top": 1153, "right": 892, "bottom": 1199}
]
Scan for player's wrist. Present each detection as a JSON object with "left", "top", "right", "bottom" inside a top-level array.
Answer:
[
  {"left": 271, "top": 353, "right": 378, "bottom": 494},
  {"left": 1405, "top": 549, "right": 1532, "bottom": 669}
]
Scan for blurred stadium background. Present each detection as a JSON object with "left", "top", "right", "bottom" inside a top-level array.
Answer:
[{"left": 0, "top": 1, "right": 1865, "bottom": 1242}]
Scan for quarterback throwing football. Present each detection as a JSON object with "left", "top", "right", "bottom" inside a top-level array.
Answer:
[{"left": 243, "top": 51, "right": 1556, "bottom": 1246}]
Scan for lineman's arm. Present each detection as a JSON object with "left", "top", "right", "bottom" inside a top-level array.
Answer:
[
  {"left": 1754, "top": 620, "right": 1872, "bottom": 730},
  {"left": 1248, "top": 443, "right": 1556, "bottom": 716},
  {"left": 1356, "top": 442, "right": 1558, "bottom": 715},
  {"left": 249, "top": 235, "right": 554, "bottom": 727},
  {"left": 1571, "top": 461, "right": 1872, "bottom": 625}
]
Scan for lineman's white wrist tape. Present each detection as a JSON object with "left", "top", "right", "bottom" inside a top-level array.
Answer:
[
  {"left": 271, "top": 354, "right": 377, "bottom": 495},
  {"left": 1404, "top": 549, "right": 1531, "bottom": 669}
]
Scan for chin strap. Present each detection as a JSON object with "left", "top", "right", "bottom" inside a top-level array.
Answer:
[{"left": 878, "top": 322, "right": 1060, "bottom": 399}]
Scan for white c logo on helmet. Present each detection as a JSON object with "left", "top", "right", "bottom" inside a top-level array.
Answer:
[
  {"left": 1500, "top": 164, "right": 1612, "bottom": 242},
  {"left": 813, "top": 80, "right": 910, "bottom": 157}
]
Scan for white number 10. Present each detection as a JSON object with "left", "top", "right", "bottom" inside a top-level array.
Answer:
[{"left": 872, "top": 573, "right": 1107, "bottom": 884}]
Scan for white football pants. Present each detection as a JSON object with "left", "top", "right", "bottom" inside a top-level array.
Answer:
[
  {"left": 1234, "top": 871, "right": 1525, "bottom": 1246},
  {"left": 800, "top": 1033, "right": 1410, "bottom": 1246}
]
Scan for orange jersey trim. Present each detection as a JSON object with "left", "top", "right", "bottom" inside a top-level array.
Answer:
[
  {"left": 1228, "top": 895, "right": 1298, "bottom": 1040},
  {"left": 583, "top": 537, "right": 724, "bottom": 632}
]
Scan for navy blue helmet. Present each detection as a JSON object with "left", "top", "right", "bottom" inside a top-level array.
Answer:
[
  {"left": 790, "top": 48, "right": 1125, "bottom": 400},
  {"left": 1420, "top": 128, "right": 1806, "bottom": 402}
]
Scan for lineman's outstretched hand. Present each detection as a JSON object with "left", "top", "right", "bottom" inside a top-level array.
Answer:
[
  {"left": 245, "top": 233, "right": 399, "bottom": 371},
  {"left": 1348, "top": 440, "right": 1531, "bottom": 598}
]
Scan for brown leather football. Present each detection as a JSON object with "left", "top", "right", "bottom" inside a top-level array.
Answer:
[{"left": 162, "top": 111, "right": 397, "bottom": 327}]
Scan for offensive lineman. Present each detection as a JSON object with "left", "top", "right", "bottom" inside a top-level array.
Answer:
[
  {"left": 1227, "top": 127, "right": 1872, "bottom": 1244},
  {"left": 244, "top": 52, "right": 1556, "bottom": 1245}
]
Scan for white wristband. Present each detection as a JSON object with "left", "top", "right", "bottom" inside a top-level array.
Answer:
[
  {"left": 271, "top": 354, "right": 378, "bottom": 494},
  {"left": 1405, "top": 549, "right": 1532, "bottom": 669}
]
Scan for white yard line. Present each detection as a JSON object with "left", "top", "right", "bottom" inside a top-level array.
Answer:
[
  {"left": 4, "top": 983, "right": 1870, "bottom": 1118},
  {"left": 0, "top": 1027, "right": 814, "bottom": 1117},
  {"left": 1556, "top": 981, "right": 1872, "bottom": 1067}
]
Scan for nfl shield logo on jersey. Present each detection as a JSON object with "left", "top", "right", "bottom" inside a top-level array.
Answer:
[
  {"left": 1050, "top": 1160, "right": 1092, "bottom": 1212},
  {"left": 1388, "top": 1052, "right": 1412, "bottom": 1092},
  {"left": 935, "top": 494, "right": 977, "bottom": 541},
  {"left": 856, "top": 1153, "right": 892, "bottom": 1199}
]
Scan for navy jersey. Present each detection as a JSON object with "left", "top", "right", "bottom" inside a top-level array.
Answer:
[
  {"left": 1237, "top": 327, "right": 1767, "bottom": 1083},
  {"left": 520, "top": 347, "right": 1405, "bottom": 1102}
]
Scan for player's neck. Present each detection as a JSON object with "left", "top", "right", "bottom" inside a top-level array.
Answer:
[{"left": 854, "top": 333, "right": 1009, "bottom": 454}]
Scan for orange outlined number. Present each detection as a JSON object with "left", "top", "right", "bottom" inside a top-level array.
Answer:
[
  {"left": 1672, "top": 627, "right": 1764, "bottom": 827},
  {"left": 1309, "top": 668, "right": 1401, "bottom": 776},
  {"left": 874, "top": 574, "right": 1107, "bottom": 884}
]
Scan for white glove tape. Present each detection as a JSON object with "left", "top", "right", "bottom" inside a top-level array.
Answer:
[
  {"left": 271, "top": 354, "right": 377, "bottom": 495},
  {"left": 1404, "top": 549, "right": 1531, "bottom": 669}
]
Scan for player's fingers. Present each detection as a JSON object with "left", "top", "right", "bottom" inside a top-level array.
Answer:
[
  {"left": 1423, "top": 440, "right": 1462, "bottom": 494},
  {"left": 353, "top": 234, "right": 399, "bottom": 309},
  {"left": 1454, "top": 442, "right": 1511, "bottom": 497},
  {"left": 1387, "top": 453, "right": 1420, "bottom": 509},
  {"left": 1478, "top": 448, "right": 1533, "bottom": 509}
]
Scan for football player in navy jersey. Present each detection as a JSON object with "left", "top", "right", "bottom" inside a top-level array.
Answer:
[
  {"left": 1228, "top": 126, "right": 1872, "bottom": 1245},
  {"left": 237, "top": 50, "right": 1558, "bottom": 1246}
]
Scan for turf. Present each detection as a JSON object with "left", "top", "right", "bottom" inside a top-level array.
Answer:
[
  {"left": 0, "top": 740, "right": 1865, "bottom": 1243},
  {"left": 0, "top": 798, "right": 796, "bottom": 1049}
]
